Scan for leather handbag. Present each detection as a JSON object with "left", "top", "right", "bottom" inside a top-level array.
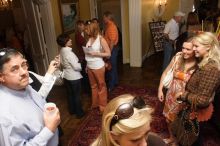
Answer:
[
  {"left": 53, "top": 69, "right": 64, "bottom": 86},
  {"left": 171, "top": 107, "right": 199, "bottom": 146},
  {"left": 171, "top": 97, "right": 199, "bottom": 146}
]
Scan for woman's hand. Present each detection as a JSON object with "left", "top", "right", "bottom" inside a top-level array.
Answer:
[
  {"left": 87, "top": 51, "right": 98, "bottom": 56},
  {"left": 158, "top": 89, "right": 164, "bottom": 102},
  {"left": 175, "top": 92, "right": 183, "bottom": 103}
]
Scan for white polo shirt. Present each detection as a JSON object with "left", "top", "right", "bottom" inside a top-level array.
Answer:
[{"left": 164, "top": 18, "right": 179, "bottom": 41}]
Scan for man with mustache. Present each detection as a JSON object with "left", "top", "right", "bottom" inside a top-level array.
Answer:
[{"left": 0, "top": 48, "right": 60, "bottom": 146}]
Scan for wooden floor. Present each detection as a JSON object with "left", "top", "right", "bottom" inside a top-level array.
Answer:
[{"left": 48, "top": 52, "right": 163, "bottom": 146}]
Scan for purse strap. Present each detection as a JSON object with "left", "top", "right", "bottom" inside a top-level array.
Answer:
[{"left": 170, "top": 54, "right": 180, "bottom": 71}]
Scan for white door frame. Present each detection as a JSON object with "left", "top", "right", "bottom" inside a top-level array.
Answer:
[
  {"left": 128, "top": 0, "right": 142, "bottom": 67},
  {"left": 89, "top": 0, "right": 98, "bottom": 19},
  {"left": 20, "top": 0, "right": 58, "bottom": 74}
]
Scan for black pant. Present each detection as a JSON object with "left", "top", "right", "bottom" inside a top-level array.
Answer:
[
  {"left": 64, "top": 78, "right": 84, "bottom": 117},
  {"left": 80, "top": 59, "right": 91, "bottom": 95}
]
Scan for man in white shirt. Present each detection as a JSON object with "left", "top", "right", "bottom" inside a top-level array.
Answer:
[
  {"left": 0, "top": 48, "right": 60, "bottom": 146},
  {"left": 162, "top": 11, "right": 185, "bottom": 71}
]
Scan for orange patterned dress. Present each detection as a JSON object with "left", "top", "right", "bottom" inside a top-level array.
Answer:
[{"left": 163, "top": 56, "right": 196, "bottom": 122}]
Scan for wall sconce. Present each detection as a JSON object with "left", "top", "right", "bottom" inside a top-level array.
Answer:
[
  {"left": 154, "top": 0, "right": 167, "bottom": 20},
  {"left": 158, "top": 0, "right": 167, "bottom": 15}
]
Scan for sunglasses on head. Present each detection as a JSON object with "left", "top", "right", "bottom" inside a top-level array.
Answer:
[
  {"left": 110, "top": 96, "right": 146, "bottom": 130},
  {"left": 0, "top": 48, "right": 9, "bottom": 57}
]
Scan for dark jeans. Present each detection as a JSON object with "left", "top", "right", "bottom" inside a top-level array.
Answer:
[
  {"left": 64, "top": 78, "right": 84, "bottom": 117},
  {"left": 162, "top": 41, "right": 174, "bottom": 72},
  {"left": 80, "top": 59, "right": 91, "bottom": 95},
  {"left": 107, "top": 46, "right": 119, "bottom": 90}
]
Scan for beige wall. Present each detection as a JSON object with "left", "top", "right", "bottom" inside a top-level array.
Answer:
[
  {"left": 51, "top": 0, "right": 62, "bottom": 36},
  {"left": 142, "top": 0, "right": 179, "bottom": 58},
  {"left": 78, "top": 0, "right": 91, "bottom": 20},
  {"left": 51, "top": 0, "right": 179, "bottom": 62},
  {"left": 122, "top": 0, "right": 130, "bottom": 63},
  {"left": 51, "top": 0, "right": 91, "bottom": 52},
  {"left": 141, "top": 0, "right": 155, "bottom": 58},
  {"left": 163, "top": 0, "right": 179, "bottom": 21}
]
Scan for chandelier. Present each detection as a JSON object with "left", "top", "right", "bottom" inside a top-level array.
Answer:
[{"left": 0, "top": 0, "right": 13, "bottom": 10}]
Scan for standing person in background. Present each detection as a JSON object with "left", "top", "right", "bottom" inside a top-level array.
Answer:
[
  {"left": 56, "top": 34, "right": 85, "bottom": 118},
  {"left": 84, "top": 20, "right": 111, "bottom": 112},
  {"left": 162, "top": 11, "right": 185, "bottom": 71},
  {"left": 75, "top": 20, "right": 86, "bottom": 63},
  {"left": 103, "top": 11, "right": 119, "bottom": 92},
  {"left": 75, "top": 20, "right": 91, "bottom": 96},
  {"left": 158, "top": 38, "right": 197, "bottom": 145},
  {"left": 175, "top": 12, "right": 201, "bottom": 54},
  {"left": 0, "top": 48, "right": 60, "bottom": 146}
]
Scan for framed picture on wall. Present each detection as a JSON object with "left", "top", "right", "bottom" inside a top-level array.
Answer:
[{"left": 59, "top": 0, "right": 78, "bottom": 33}]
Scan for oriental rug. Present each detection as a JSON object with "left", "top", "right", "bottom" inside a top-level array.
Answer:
[{"left": 68, "top": 85, "right": 220, "bottom": 146}]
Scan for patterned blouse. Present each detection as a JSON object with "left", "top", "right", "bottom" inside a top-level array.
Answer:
[{"left": 163, "top": 54, "right": 196, "bottom": 122}]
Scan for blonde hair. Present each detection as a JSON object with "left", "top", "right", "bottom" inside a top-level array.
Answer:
[
  {"left": 91, "top": 94, "right": 153, "bottom": 146},
  {"left": 193, "top": 32, "right": 220, "bottom": 69}
]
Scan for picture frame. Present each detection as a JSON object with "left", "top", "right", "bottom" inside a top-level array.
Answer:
[{"left": 59, "top": 0, "right": 78, "bottom": 34}]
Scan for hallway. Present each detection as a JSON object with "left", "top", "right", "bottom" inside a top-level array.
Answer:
[{"left": 48, "top": 52, "right": 163, "bottom": 146}]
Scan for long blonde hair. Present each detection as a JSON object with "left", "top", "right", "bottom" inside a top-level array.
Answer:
[
  {"left": 193, "top": 32, "right": 220, "bottom": 69},
  {"left": 91, "top": 94, "right": 153, "bottom": 146}
]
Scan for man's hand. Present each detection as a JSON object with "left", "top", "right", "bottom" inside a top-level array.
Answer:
[{"left": 43, "top": 107, "right": 61, "bottom": 133}]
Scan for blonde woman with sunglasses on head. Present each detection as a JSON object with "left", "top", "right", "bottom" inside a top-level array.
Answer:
[{"left": 91, "top": 94, "right": 166, "bottom": 146}]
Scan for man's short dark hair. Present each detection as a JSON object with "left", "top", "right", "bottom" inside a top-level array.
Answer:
[
  {"left": 0, "top": 48, "right": 21, "bottom": 72},
  {"left": 103, "top": 11, "right": 114, "bottom": 21}
]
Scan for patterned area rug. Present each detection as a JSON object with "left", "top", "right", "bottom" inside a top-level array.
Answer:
[{"left": 68, "top": 85, "right": 220, "bottom": 146}]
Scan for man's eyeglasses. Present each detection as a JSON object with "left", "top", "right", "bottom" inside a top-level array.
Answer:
[{"left": 110, "top": 96, "right": 146, "bottom": 130}]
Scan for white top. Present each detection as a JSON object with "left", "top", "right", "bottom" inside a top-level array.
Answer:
[
  {"left": 60, "top": 46, "right": 82, "bottom": 80},
  {"left": 29, "top": 71, "right": 56, "bottom": 98},
  {"left": 164, "top": 18, "right": 179, "bottom": 40},
  {"left": 85, "top": 35, "right": 105, "bottom": 69},
  {"left": 0, "top": 85, "right": 58, "bottom": 146}
]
